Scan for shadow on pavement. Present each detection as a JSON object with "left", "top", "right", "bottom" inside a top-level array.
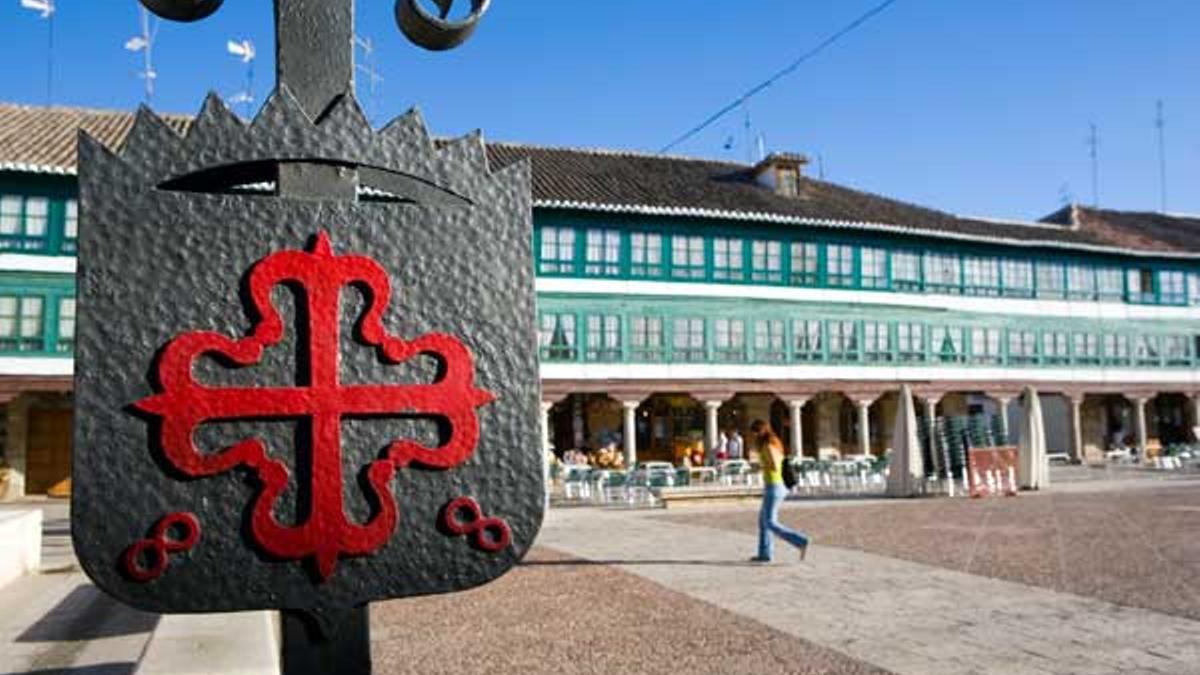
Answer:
[
  {"left": 21, "top": 664, "right": 136, "bottom": 675},
  {"left": 17, "top": 586, "right": 159, "bottom": 643},
  {"left": 520, "top": 559, "right": 764, "bottom": 568}
]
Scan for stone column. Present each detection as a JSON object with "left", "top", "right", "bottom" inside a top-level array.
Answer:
[
  {"left": 995, "top": 396, "right": 1012, "bottom": 444},
  {"left": 540, "top": 401, "right": 554, "bottom": 453},
  {"left": 1191, "top": 394, "right": 1200, "bottom": 437},
  {"left": 924, "top": 397, "right": 939, "bottom": 473},
  {"left": 788, "top": 399, "right": 807, "bottom": 458},
  {"left": 622, "top": 400, "right": 639, "bottom": 469},
  {"left": 1069, "top": 396, "right": 1084, "bottom": 463},
  {"left": 704, "top": 400, "right": 723, "bottom": 456},
  {"left": 3, "top": 396, "right": 29, "bottom": 500},
  {"left": 1133, "top": 396, "right": 1149, "bottom": 458},
  {"left": 856, "top": 400, "right": 871, "bottom": 456}
]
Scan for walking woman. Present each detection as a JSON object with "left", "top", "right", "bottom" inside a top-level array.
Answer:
[{"left": 749, "top": 419, "right": 810, "bottom": 562}]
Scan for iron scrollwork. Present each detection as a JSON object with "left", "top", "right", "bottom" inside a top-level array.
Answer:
[{"left": 138, "top": 0, "right": 491, "bottom": 51}]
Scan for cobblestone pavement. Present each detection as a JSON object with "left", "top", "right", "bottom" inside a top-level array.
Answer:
[
  {"left": 540, "top": 504, "right": 1200, "bottom": 675},
  {"left": 657, "top": 483, "right": 1200, "bottom": 622},
  {"left": 372, "top": 547, "right": 887, "bottom": 675}
]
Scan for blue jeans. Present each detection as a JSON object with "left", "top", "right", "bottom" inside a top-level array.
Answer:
[{"left": 758, "top": 483, "right": 808, "bottom": 560}]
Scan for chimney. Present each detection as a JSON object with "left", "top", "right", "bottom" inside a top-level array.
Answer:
[{"left": 752, "top": 152, "right": 809, "bottom": 197}]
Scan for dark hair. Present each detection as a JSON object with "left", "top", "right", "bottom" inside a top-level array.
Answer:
[{"left": 749, "top": 419, "right": 782, "bottom": 448}]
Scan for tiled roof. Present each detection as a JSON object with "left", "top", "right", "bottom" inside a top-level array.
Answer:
[
  {"left": 0, "top": 102, "right": 191, "bottom": 175},
  {"left": 1, "top": 101, "right": 1197, "bottom": 258}
]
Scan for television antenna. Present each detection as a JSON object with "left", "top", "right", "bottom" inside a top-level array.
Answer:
[
  {"left": 1086, "top": 123, "right": 1100, "bottom": 207},
  {"left": 125, "top": 6, "right": 159, "bottom": 102},
  {"left": 226, "top": 38, "right": 256, "bottom": 116},
  {"left": 355, "top": 35, "right": 385, "bottom": 124},
  {"left": 1155, "top": 100, "right": 1167, "bottom": 213},
  {"left": 19, "top": 0, "right": 55, "bottom": 103}
]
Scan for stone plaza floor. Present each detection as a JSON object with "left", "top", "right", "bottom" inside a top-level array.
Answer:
[
  {"left": 373, "top": 474, "right": 1200, "bottom": 675},
  {"left": 3, "top": 472, "right": 1200, "bottom": 674}
]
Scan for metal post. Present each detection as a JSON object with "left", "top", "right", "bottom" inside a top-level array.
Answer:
[{"left": 282, "top": 607, "right": 372, "bottom": 675}]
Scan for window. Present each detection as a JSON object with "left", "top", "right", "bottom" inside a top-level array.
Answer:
[
  {"left": 792, "top": 320, "right": 823, "bottom": 361},
  {"left": 1164, "top": 335, "right": 1190, "bottom": 366},
  {"left": 0, "top": 197, "right": 19, "bottom": 234},
  {"left": 1189, "top": 273, "right": 1200, "bottom": 306},
  {"left": 672, "top": 318, "right": 706, "bottom": 361},
  {"left": 1001, "top": 259, "right": 1034, "bottom": 297},
  {"left": 1035, "top": 262, "right": 1065, "bottom": 299},
  {"left": 0, "top": 295, "right": 44, "bottom": 352},
  {"left": 970, "top": 328, "right": 1001, "bottom": 365},
  {"left": 1096, "top": 267, "right": 1124, "bottom": 301},
  {"left": 932, "top": 326, "right": 965, "bottom": 363},
  {"left": 713, "top": 319, "right": 746, "bottom": 362},
  {"left": 750, "top": 240, "right": 782, "bottom": 282},
  {"left": 1067, "top": 265, "right": 1096, "bottom": 300},
  {"left": 753, "top": 319, "right": 786, "bottom": 362},
  {"left": 0, "top": 195, "right": 51, "bottom": 252},
  {"left": 712, "top": 238, "right": 744, "bottom": 281},
  {"left": 1134, "top": 334, "right": 1161, "bottom": 365},
  {"left": 1073, "top": 333, "right": 1100, "bottom": 364},
  {"left": 897, "top": 323, "right": 925, "bottom": 362},
  {"left": 61, "top": 200, "right": 78, "bottom": 254},
  {"left": 1043, "top": 331, "right": 1069, "bottom": 365},
  {"left": 963, "top": 257, "right": 999, "bottom": 295},
  {"left": 789, "top": 242, "right": 819, "bottom": 286},
  {"left": 584, "top": 229, "right": 620, "bottom": 276},
  {"left": 1103, "top": 334, "right": 1130, "bottom": 365},
  {"left": 630, "top": 233, "right": 663, "bottom": 277},
  {"left": 539, "top": 227, "right": 576, "bottom": 274},
  {"left": 1008, "top": 330, "right": 1039, "bottom": 365},
  {"left": 1127, "top": 269, "right": 1155, "bottom": 303},
  {"left": 826, "top": 244, "right": 855, "bottom": 287},
  {"left": 924, "top": 253, "right": 961, "bottom": 293},
  {"left": 1158, "top": 271, "right": 1186, "bottom": 305},
  {"left": 863, "top": 322, "right": 891, "bottom": 362},
  {"left": 539, "top": 313, "right": 577, "bottom": 361},
  {"left": 891, "top": 251, "right": 922, "bottom": 292},
  {"left": 57, "top": 297, "right": 75, "bottom": 353},
  {"left": 671, "top": 236, "right": 705, "bottom": 279},
  {"left": 630, "top": 316, "right": 665, "bottom": 361},
  {"left": 585, "top": 314, "right": 621, "bottom": 361},
  {"left": 828, "top": 321, "right": 859, "bottom": 361},
  {"left": 860, "top": 248, "right": 888, "bottom": 289}
]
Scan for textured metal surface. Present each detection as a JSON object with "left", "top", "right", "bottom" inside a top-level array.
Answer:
[
  {"left": 77, "top": 0, "right": 534, "bottom": 635},
  {"left": 73, "top": 99, "right": 542, "bottom": 624}
]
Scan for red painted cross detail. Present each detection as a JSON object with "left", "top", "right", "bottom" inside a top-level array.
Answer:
[{"left": 135, "top": 231, "right": 494, "bottom": 580}]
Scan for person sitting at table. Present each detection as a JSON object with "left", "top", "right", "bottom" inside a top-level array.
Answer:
[{"left": 727, "top": 428, "right": 744, "bottom": 460}]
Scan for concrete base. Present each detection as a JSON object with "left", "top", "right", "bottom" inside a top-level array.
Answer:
[
  {"left": 137, "top": 611, "right": 280, "bottom": 675},
  {"left": 0, "top": 509, "right": 41, "bottom": 589}
]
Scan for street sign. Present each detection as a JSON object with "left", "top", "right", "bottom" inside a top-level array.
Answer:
[{"left": 71, "top": 0, "right": 542, "bottom": 662}]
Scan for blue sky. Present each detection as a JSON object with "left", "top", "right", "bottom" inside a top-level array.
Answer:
[{"left": 1, "top": 1, "right": 1197, "bottom": 220}]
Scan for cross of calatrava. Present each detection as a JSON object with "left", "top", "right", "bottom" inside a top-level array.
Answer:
[{"left": 135, "top": 232, "right": 494, "bottom": 580}]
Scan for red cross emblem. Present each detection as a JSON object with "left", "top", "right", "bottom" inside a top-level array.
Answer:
[{"left": 134, "top": 231, "right": 494, "bottom": 581}]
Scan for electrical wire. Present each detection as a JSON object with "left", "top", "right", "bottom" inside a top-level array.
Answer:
[{"left": 658, "top": 0, "right": 899, "bottom": 155}]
